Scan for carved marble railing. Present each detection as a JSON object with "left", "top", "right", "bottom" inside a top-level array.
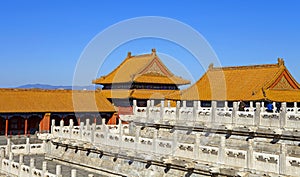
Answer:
[
  {"left": 0, "top": 138, "right": 45, "bottom": 156},
  {"left": 127, "top": 100, "right": 300, "bottom": 130},
  {"left": 50, "top": 119, "right": 300, "bottom": 176},
  {"left": 0, "top": 152, "right": 79, "bottom": 177}
]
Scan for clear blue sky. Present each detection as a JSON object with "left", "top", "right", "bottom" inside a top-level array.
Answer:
[{"left": 0, "top": 0, "right": 299, "bottom": 87}]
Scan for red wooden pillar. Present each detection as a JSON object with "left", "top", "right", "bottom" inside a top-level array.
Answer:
[
  {"left": 24, "top": 118, "right": 28, "bottom": 136},
  {"left": 5, "top": 116, "right": 9, "bottom": 136},
  {"left": 18, "top": 116, "right": 22, "bottom": 135},
  {"left": 77, "top": 116, "right": 80, "bottom": 125},
  {"left": 94, "top": 115, "right": 97, "bottom": 124},
  {"left": 0, "top": 118, "right": 2, "bottom": 135}
]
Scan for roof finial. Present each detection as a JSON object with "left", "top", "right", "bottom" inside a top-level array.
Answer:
[
  {"left": 127, "top": 52, "right": 132, "bottom": 58},
  {"left": 278, "top": 58, "right": 284, "bottom": 66},
  {"left": 208, "top": 63, "right": 214, "bottom": 70},
  {"left": 152, "top": 48, "right": 156, "bottom": 55}
]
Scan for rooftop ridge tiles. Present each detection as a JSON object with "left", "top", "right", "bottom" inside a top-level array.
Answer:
[{"left": 210, "top": 63, "right": 280, "bottom": 71}]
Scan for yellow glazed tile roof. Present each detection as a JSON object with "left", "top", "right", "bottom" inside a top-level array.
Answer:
[
  {"left": 0, "top": 89, "right": 116, "bottom": 113},
  {"left": 92, "top": 49, "right": 190, "bottom": 85},
  {"left": 101, "top": 89, "right": 132, "bottom": 99},
  {"left": 265, "top": 89, "right": 300, "bottom": 102},
  {"left": 167, "top": 59, "right": 300, "bottom": 102}
]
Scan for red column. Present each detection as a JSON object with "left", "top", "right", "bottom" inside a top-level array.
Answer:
[
  {"left": 24, "top": 118, "right": 28, "bottom": 136},
  {"left": 94, "top": 116, "right": 97, "bottom": 124},
  {"left": 18, "top": 117, "right": 22, "bottom": 135},
  {"left": 5, "top": 117, "right": 8, "bottom": 136},
  {"left": 0, "top": 117, "right": 2, "bottom": 134},
  {"left": 77, "top": 117, "right": 80, "bottom": 125}
]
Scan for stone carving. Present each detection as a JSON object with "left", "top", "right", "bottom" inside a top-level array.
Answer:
[
  {"left": 288, "top": 114, "right": 300, "bottom": 120},
  {"left": 238, "top": 113, "right": 254, "bottom": 118},
  {"left": 217, "top": 112, "right": 232, "bottom": 117},
  {"left": 201, "top": 148, "right": 218, "bottom": 155},
  {"left": 255, "top": 155, "right": 278, "bottom": 164},
  {"left": 289, "top": 160, "right": 300, "bottom": 167},
  {"left": 178, "top": 145, "right": 193, "bottom": 151},
  {"left": 226, "top": 151, "right": 246, "bottom": 159},
  {"left": 262, "top": 114, "right": 279, "bottom": 119}
]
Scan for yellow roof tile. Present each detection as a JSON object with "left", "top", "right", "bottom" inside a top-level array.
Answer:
[
  {"left": 0, "top": 89, "right": 115, "bottom": 113},
  {"left": 167, "top": 59, "right": 300, "bottom": 102},
  {"left": 93, "top": 49, "right": 190, "bottom": 85}
]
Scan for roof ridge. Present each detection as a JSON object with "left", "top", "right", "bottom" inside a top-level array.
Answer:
[
  {"left": 211, "top": 63, "right": 279, "bottom": 70},
  {"left": 132, "top": 53, "right": 153, "bottom": 58},
  {"left": 93, "top": 50, "right": 156, "bottom": 84}
]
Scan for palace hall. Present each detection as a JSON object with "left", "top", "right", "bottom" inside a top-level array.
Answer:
[{"left": 0, "top": 49, "right": 299, "bottom": 136}]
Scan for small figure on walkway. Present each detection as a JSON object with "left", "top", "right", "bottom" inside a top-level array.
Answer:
[
  {"left": 275, "top": 102, "right": 281, "bottom": 113},
  {"left": 266, "top": 102, "right": 274, "bottom": 113},
  {"left": 238, "top": 100, "right": 246, "bottom": 111}
]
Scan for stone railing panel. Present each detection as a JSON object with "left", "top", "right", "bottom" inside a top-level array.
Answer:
[
  {"left": 81, "top": 130, "right": 92, "bottom": 142},
  {"left": 215, "top": 111, "right": 233, "bottom": 125},
  {"left": 94, "top": 132, "right": 105, "bottom": 145},
  {"left": 11, "top": 144, "right": 26, "bottom": 154},
  {"left": 175, "top": 142, "right": 194, "bottom": 159},
  {"left": 253, "top": 152, "right": 279, "bottom": 174},
  {"left": 286, "top": 113, "right": 300, "bottom": 129},
  {"left": 137, "top": 137, "right": 153, "bottom": 153},
  {"left": 106, "top": 133, "right": 120, "bottom": 147},
  {"left": 32, "top": 168, "right": 43, "bottom": 177},
  {"left": 71, "top": 127, "right": 81, "bottom": 140},
  {"left": 224, "top": 148, "right": 247, "bottom": 168},
  {"left": 52, "top": 127, "right": 61, "bottom": 137},
  {"left": 10, "top": 161, "right": 19, "bottom": 176},
  {"left": 199, "top": 146, "right": 219, "bottom": 163},
  {"left": 107, "top": 125, "right": 119, "bottom": 134},
  {"left": 260, "top": 113, "right": 280, "bottom": 127},
  {"left": 121, "top": 135, "right": 135, "bottom": 150},
  {"left": 179, "top": 107, "right": 193, "bottom": 121},
  {"left": 29, "top": 144, "right": 44, "bottom": 154},
  {"left": 1, "top": 159, "right": 11, "bottom": 175},
  {"left": 286, "top": 156, "right": 300, "bottom": 176},
  {"left": 134, "top": 107, "right": 147, "bottom": 117},
  {"left": 20, "top": 164, "right": 31, "bottom": 176},
  {"left": 196, "top": 109, "right": 211, "bottom": 122},
  {"left": 149, "top": 107, "right": 161, "bottom": 122},
  {"left": 61, "top": 126, "right": 71, "bottom": 139},
  {"left": 163, "top": 107, "right": 176, "bottom": 121},
  {"left": 156, "top": 139, "right": 172, "bottom": 155},
  {"left": 236, "top": 111, "right": 254, "bottom": 126}
]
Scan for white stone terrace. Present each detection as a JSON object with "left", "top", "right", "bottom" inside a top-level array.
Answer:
[
  {"left": 122, "top": 100, "right": 300, "bottom": 131},
  {"left": 49, "top": 117, "right": 300, "bottom": 176}
]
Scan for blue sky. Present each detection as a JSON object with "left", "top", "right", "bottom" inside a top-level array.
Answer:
[{"left": 0, "top": 1, "right": 299, "bottom": 87}]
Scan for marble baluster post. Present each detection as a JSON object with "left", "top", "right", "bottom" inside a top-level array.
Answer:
[
  {"left": 246, "top": 139, "right": 254, "bottom": 169},
  {"left": 254, "top": 102, "right": 261, "bottom": 126},
  {"left": 280, "top": 102, "right": 287, "bottom": 129},
  {"left": 279, "top": 143, "right": 287, "bottom": 175}
]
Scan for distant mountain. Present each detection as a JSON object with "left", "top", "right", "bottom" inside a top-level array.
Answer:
[{"left": 16, "top": 84, "right": 98, "bottom": 90}]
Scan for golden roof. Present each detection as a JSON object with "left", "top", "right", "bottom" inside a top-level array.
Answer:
[
  {"left": 265, "top": 89, "right": 300, "bottom": 102},
  {"left": 167, "top": 59, "right": 300, "bottom": 102},
  {"left": 101, "top": 89, "right": 180, "bottom": 100},
  {"left": 101, "top": 89, "right": 132, "bottom": 99},
  {"left": 92, "top": 49, "right": 190, "bottom": 85},
  {"left": 0, "top": 89, "right": 115, "bottom": 113}
]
